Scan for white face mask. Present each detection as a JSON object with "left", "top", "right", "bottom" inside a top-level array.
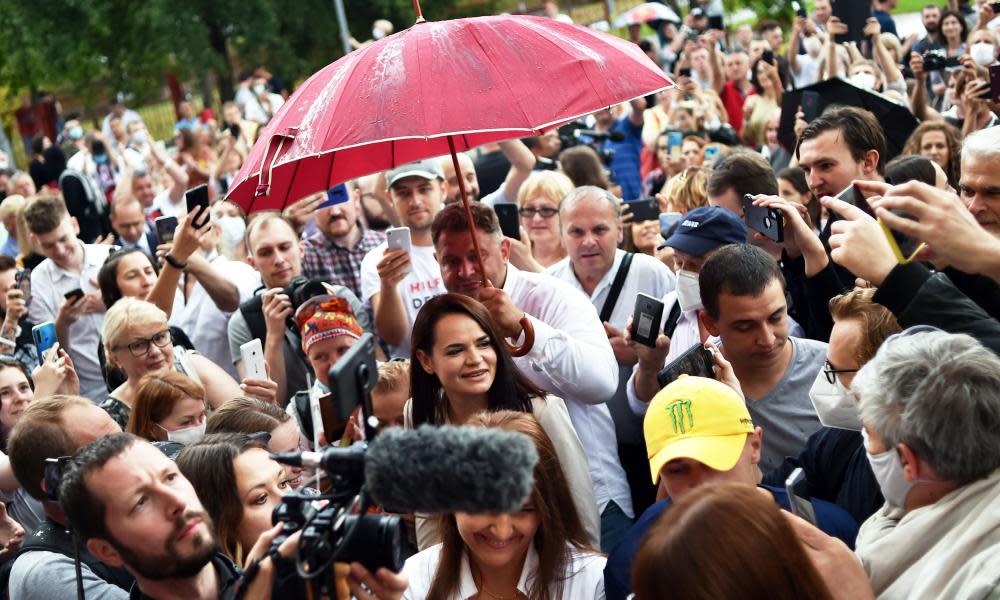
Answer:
[
  {"left": 372, "top": 27, "right": 386, "bottom": 40},
  {"left": 862, "top": 428, "right": 914, "bottom": 508},
  {"left": 803, "top": 35, "right": 823, "bottom": 57},
  {"left": 970, "top": 42, "right": 996, "bottom": 67},
  {"left": 675, "top": 270, "right": 703, "bottom": 312},
  {"left": 216, "top": 215, "right": 247, "bottom": 248},
  {"left": 253, "top": 83, "right": 266, "bottom": 95},
  {"left": 807, "top": 370, "right": 862, "bottom": 430},
  {"left": 160, "top": 421, "right": 206, "bottom": 445},
  {"left": 850, "top": 72, "right": 877, "bottom": 91}
]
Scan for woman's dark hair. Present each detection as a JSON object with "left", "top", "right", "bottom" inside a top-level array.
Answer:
[
  {"left": 631, "top": 482, "right": 834, "bottom": 600},
  {"left": 939, "top": 10, "right": 968, "bottom": 45},
  {"left": 30, "top": 134, "right": 47, "bottom": 157},
  {"left": 558, "top": 145, "right": 609, "bottom": 190},
  {"left": 0, "top": 359, "right": 31, "bottom": 448},
  {"left": 409, "top": 294, "right": 542, "bottom": 427},
  {"left": 175, "top": 433, "right": 268, "bottom": 565},
  {"left": 885, "top": 154, "right": 937, "bottom": 187},
  {"left": 428, "top": 411, "right": 595, "bottom": 600},
  {"left": 777, "top": 166, "right": 821, "bottom": 229},
  {"left": 98, "top": 247, "right": 159, "bottom": 309}
]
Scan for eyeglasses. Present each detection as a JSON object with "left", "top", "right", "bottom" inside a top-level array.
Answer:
[
  {"left": 116, "top": 329, "right": 172, "bottom": 357},
  {"left": 518, "top": 207, "right": 558, "bottom": 219},
  {"left": 823, "top": 360, "right": 859, "bottom": 385}
]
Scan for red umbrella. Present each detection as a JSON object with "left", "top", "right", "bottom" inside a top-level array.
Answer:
[{"left": 226, "top": 6, "right": 672, "bottom": 355}]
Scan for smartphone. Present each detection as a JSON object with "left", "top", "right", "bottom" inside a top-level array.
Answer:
[
  {"left": 14, "top": 269, "right": 31, "bottom": 308},
  {"left": 990, "top": 65, "right": 1000, "bottom": 104},
  {"left": 793, "top": 1, "right": 807, "bottom": 17},
  {"left": 762, "top": 49, "right": 775, "bottom": 65},
  {"left": 32, "top": 321, "right": 57, "bottom": 364},
  {"left": 879, "top": 214, "right": 925, "bottom": 264},
  {"left": 656, "top": 343, "right": 715, "bottom": 388},
  {"left": 63, "top": 288, "right": 84, "bottom": 304},
  {"left": 239, "top": 339, "right": 267, "bottom": 381},
  {"left": 324, "top": 333, "right": 379, "bottom": 440},
  {"left": 630, "top": 293, "right": 665, "bottom": 348},
  {"left": 185, "top": 184, "right": 210, "bottom": 228},
  {"left": 386, "top": 226, "right": 412, "bottom": 274},
  {"left": 668, "top": 131, "right": 683, "bottom": 158},
  {"left": 828, "top": 183, "right": 874, "bottom": 226},
  {"left": 319, "top": 183, "right": 349, "bottom": 209},
  {"left": 785, "top": 467, "right": 818, "bottom": 526},
  {"left": 627, "top": 198, "right": 661, "bottom": 223},
  {"left": 801, "top": 91, "right": 821, "bottom": 123},
  {"left": 741, "top": 194, "right": 784, "bottom": 243},
  {"left": 707, "top": 15, "right": 724, "bottom": 31},
  {"left": 494, "top": 203, "right": 521, "bottom": 240},
  {"left": 659, "top": 212, "right": 684, "bottom": 236},
  {"left": 704, "top": 145, "right": 720, "bottom": 162},
  {"left": 155, "top": 216, "right": 178, "bottom": 244},
  {"left": 678, "top": 67, "right": 692, "bottom": 78}
]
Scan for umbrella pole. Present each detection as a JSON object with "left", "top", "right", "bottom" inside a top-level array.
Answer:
[
  {"left": 411, "top": 0, "right": 425, "bottom": 23},
  {"left": 446, "top": 136, "right": 534, "bottom": 357}
]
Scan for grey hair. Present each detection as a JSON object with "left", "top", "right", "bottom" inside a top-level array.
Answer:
[
  {"left": 558, "top": 185, "right": 622, "bottom": 224},
  {"left": 961, "top": 125, "right": 1000, "bottom": 167},
  {"left": 853, "top": 331, "right": 1000, "bottom": 483}
]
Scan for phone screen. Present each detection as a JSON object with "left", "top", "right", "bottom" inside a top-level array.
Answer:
[
  {"left": 494, "top": 204, "right": 521, "bottom": 240},
  {"left": 185, "top": 184, "right": 210, "bottom": 228},
  {"left": 991, "top": 65, "right": 1000, "bottom": 104}
]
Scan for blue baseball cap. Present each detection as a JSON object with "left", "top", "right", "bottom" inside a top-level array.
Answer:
[{"left": 662, "top": 206, "right": 747, "bottom": 256}]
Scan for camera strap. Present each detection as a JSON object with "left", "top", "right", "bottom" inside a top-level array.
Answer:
[{"left": 599, "top": 252, "right": 635, "bottom": 324}]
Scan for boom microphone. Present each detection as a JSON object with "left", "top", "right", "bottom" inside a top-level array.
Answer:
[
  {"left": 367, "top": 425, "right": 538, "bottom": 514},
  {"left": 574, "top": 128, "right": 627, "bottom": 142}
]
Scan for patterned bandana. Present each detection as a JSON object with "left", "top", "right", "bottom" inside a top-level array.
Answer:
[{"left": 295, "top": 295, "right": 363, "bottom": 353}]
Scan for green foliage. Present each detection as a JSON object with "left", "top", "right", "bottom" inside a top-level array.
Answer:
[{"left": 722, "top": 0, "right": 796, "bottom": 25}]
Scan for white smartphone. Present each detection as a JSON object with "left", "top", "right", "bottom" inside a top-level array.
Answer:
[
  {"left": 386, "top": 226, "right": 412, "bottom": 274},
  {"left": 239, "top": 339, "right": 267, "bottom": 381}
]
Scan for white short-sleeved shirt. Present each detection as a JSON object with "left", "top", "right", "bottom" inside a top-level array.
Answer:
[{"left": 359, "top": 242, "right": 445, "bottom": 358}]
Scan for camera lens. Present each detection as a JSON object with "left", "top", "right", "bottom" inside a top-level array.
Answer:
[{"left": 339, "top": 514, "right": 405, "bottom": 573}]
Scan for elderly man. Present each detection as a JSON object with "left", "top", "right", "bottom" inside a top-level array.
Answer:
[
  {"left": 432, "top": 201, "right": 630, "bottom": 551},
  {"left": 790, "top": 330, "right": 1000, "bottom": 598}
]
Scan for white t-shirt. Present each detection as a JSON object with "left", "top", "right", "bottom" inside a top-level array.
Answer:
[
  {"left": 792, "top": 53, "right": 821, "bottom": 88},
  {"left": 360, "top": 242, "right": 445, "bottom": 358}
]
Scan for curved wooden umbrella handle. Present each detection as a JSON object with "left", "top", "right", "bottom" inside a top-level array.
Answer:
[
  {"left": 447, "top": 136, "right": 535, "bottom": 357},
  {"left": 505, "top": 316, "right": 535, "bottom": 357}
]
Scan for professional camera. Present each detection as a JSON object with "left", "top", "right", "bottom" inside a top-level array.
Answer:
[
  {"left": 921, "top": 50, "right": 960, "bottom": 72},
  {"left": 284, "top": 276, "right": 329, "bottom": 311},
  {"left": 268, "top": 333, "right": 406, "bottom": 598},
  {"left": 556, "top": 120, "right": 618, "bottom": 166}
]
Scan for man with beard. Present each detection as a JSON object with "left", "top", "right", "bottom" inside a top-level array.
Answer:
[
  {"left": 438, "top": 139, "right": 535, "bottom": 206},
  {"left": 911, "top": 4, "right": 943, "bottom": 55},
  {"left": 57, "top": 434, "right": 294, "bottom": 600}
]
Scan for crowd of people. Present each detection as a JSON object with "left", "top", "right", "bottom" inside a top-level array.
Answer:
[{"left": 0, "top": 0, "right": 998, "bottom": 597}]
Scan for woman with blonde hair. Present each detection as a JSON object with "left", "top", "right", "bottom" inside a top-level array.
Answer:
[
  {"left": 656, "top": 167, "right": 708, "bottom": 215},
  {"left": 516, "top": 171, "right": 572, "bottom": 267}
]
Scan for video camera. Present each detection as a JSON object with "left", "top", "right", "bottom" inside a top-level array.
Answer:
[
  {"left": 556, "top": 120, "right": 618, "bottom": 166},
  {"left": 267, "top": 333, "right": 406, "bottom": 598}
]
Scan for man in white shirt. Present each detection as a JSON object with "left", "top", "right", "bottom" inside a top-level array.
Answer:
[
  {"left": 24, "top": 196, "right": 113, "bottom": 400},
  {"left": 360, "top": 160, "right": 449, "bottom": 358},
  {"left": 547, "top": 187, "right": 675, "bottom": 514},
  {"left": 431, "top": 201, "right": 633, "bottom": 551}
]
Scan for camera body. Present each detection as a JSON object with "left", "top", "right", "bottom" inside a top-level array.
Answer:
[
  {"left": 284, "top": 276, "right": 329, "bottom": 312},
  {"left": 921, "top": 50, "right": 958, "bottom": 71}
]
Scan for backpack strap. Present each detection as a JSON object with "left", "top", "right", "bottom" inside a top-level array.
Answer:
[
  {"left": 599, "top": 252, "right": 635, "bottom": 324},
  {"left": 663, "top": 298, "right": 683, "bottom": 339}
]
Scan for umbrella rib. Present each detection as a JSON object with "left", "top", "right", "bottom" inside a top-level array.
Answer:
[{"left": 285, "top": 156, "right": 302, "bottom": 207}]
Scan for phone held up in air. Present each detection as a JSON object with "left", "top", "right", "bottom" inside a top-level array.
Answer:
[
  {"left": 494, "top": 203, "right": 521, "bottom": 240},
  {"left": 386, "top": 227, "right": 412, "bottom": 274},
  {"left": 155, "top": 216, "right": 179, "bottom": 244},
  {"left": 185, "top": 184, "right": 210, "bottom": 229},
  {"left": 741, "top": 194, "right": 784, "bottom": 243},
  {"left": 14, "top": 269, "right": 31, "bottom": 308},
  {"left": 786, "top": 467, "right": 819, "bottom": 526},
  {"left": 32, "top": 321, "right": 58, "bottom": 364},
  {"left": 627, "top": 197, "right": 661, "bottom": 223},
  {"left": 630, "top": 293, "right": 665, "bottom": 348},
  {"left": 657, "top": 343, "right": 715, "bottom": 388},
  {"left": 310, "top": 333, "right": 379, "bottom": 444},
  {"left": 239, "top": 339, "right": 267, "bottom": 381}
]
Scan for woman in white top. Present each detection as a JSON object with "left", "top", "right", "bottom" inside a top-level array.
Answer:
[
  {"left": 405, "top": 293, "right": 600, "bottom": 548},
  {"left": 348, "top": 410, "right": 606, "bottom": 600}
]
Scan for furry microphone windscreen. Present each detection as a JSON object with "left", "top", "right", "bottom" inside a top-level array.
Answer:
[{"left": 364, "top": 425, "right": 539, "bottom": 514}]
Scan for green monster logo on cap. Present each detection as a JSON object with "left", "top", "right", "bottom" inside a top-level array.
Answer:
[{"left": 666, "top": 399, "right": 694, "bottom": 434}]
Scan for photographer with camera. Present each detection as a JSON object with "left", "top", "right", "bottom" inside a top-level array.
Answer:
[
  {"left": 59, "top": 433, "right": 299, "bottom": 600},
  {"left": 228, "top": 212, "right": 371, "bottom": 406},
  {"left": 587, "top": 100, "right": 647, "bottom": 202}
]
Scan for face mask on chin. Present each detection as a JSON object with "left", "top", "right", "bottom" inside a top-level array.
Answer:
[{"left": 807, "top": 370, "right": 862, "bottom": 430}]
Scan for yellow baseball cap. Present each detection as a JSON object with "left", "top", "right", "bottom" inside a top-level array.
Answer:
[{"left": 644, "top": 375, "right": 755, "bottom": 483}]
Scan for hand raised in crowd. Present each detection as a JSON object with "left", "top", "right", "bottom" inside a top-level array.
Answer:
[
  {"left": 705, "top": 340, "right": 742, "bottom": 398},
  {"left": 793, "top": 105, "right": 809, "bottom": 139},
  {"left": 240, "top": 362, "right": 279, "bottom": 404},
  {"left": 31, "top": 343, "right": 80, "bottom": 398},
  {"left": 505, "top": 227, "right": 544, "bottom": 273},
  {"left": 261, "top": 287, "right": 293, "bottom": 336},
  {"left": 752, "top": 195, "right": 829, "bottom": 275},
  {"left": 55, "top": 292, "right": 97, "bottom": 329},
  {"left": 862, "top": 17, "right": 881, "bottom": 39},
  {"left": 477, "top": 285, "right": 526, "bottom": 340},
  {"left": 821, "top": 193, "right": 899, "bottom": 287},
  {"left": 604, "top": 321, "right": 638, "bottom": 366},
  {"left": 283, "top": 192, "right": 327, "bottom": 232},
  {"left": 908, "top": 52, "right": 927, "bottom": 82},
  {"left": 0, "top": 502, "right": 24, "bottom": 561},
  {"left": 623, "top": 314, "right": 671, "bottom": 371},
  {"left": 2, "top": 288, "right": 27, "bottom": 326},
  {"left": 858, "top": 180, "right": 1000, "bottom": 280},
  {"left": 784, "top": 512, "right": 875, "bottom": 600},
  {"left": 826, "top": 16, "right": 849, "bottom": 36},
  {"left": 376, "top": 248, "right": 412, "bottom": 290},
  {"left": 159, "top": 209, "right": 214, "bottom": 265},
  {"left": 979, "top": 1, "right": 996, "bottom": 26},
  {"left": 347, "top": 562, "right": 408, "bottom": 600}
]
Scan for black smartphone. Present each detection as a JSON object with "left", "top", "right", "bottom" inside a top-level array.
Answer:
[
  {"left": 827, "top": 183, "right": 874, "bottom": 227},
  {"left": 626, "top": 198, "right": 660, "bottom": 223},
  {"left": 707, "top": 15, "right": 724, "bottom": 31},
  {"left": 656, "top": 343, "right": 715, "bottom": 388},
  {"left": 832, "top": 0, "right": 871, "bottom": 43},
  {"left": 678, "top": 67, "right": 692, "bottom": 78},
  {"left": 14, "top": 269, "right": 31, "bottom": 308},
  {"left": 630, "top": 293, "right": 665, "bottom": 348},
  {"left": 990, "top": 65, "right": 1000, "bottom": 104},
  {"left": 801, "top": 91, "right": 821, "bottom": 122},
  {"left": 325, "top": 332, "right": 379, "bottom": 440},
  {"left": 185, "top": 184, "right": 210, "bottom": 229},
  {"left": 494, "top": 203, "right": 521, "bottom": 241},
  {"left": 785, "top": 467, "right": 818, "bottom": 526},
  {"left": 155, "top": 216, "right": 178, "bottom": 244},
  {"left": 761, "top": 49, "right": 775, "bottom": 65},
  {"left": 741, "top": 194, "right": 784, "bottom": 243},
  {"left": 993, "top": 1, "right": 1000, "bottom": 11},
  {"left": 794, "top": 1, "right": 808, "bottom": 17},
  {"left": 63, "top": 288, "right": 84, "bottom": 303}
]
